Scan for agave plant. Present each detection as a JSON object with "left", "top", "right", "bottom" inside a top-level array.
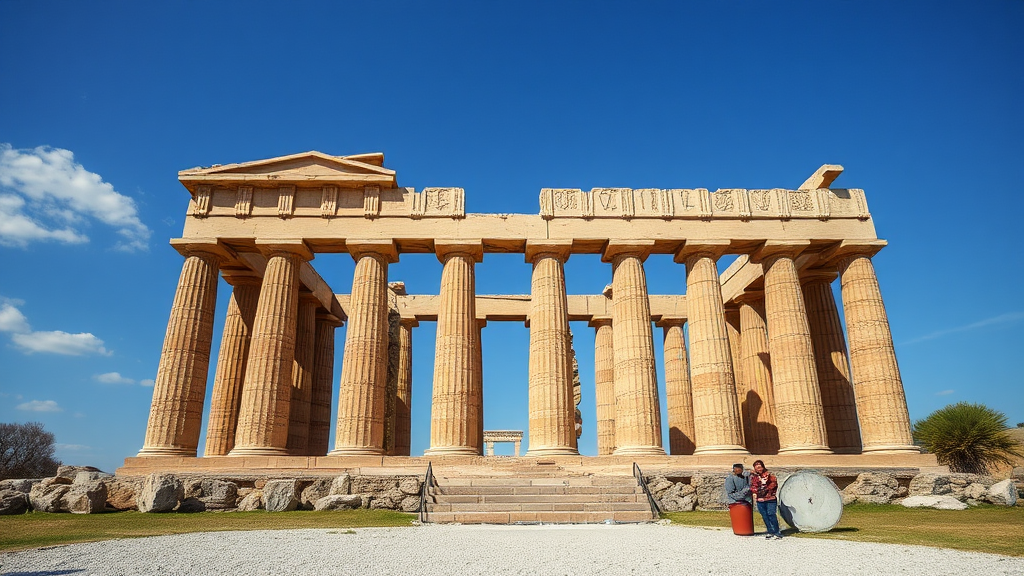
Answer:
[{"left": 913, "top": 403, "right": 1023, "bottom": 474}]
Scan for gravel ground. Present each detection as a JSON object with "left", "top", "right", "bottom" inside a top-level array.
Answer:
[{"left": 2, "top": 524, "right": 1021, "bottom": 576}]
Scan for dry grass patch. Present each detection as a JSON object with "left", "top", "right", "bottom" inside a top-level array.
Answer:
[
  {"left": 0, "top": 509, "right": 416, "bottom": 552},
  {"left": 664, "top": 504, "right": 1023, "bottom": 557}
]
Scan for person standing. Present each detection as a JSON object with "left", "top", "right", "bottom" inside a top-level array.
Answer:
[
  {"left": 751, "top": 459, "right": 782, "bottom": 539},
  {"left": 724, "top": 463, "right": 753, "bottom": 535}
]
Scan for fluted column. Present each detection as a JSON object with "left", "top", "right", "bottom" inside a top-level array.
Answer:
[
  {"left": 803, "top": 272, "right": 862, "bottom": 453},
  {"left": 393, "top": 318, "right": 417, "bottom": 457},
  {"left": 474, "top": 318, "right": 486, "bottom": 456},
  {"left": 660, "top": 318, "right": 695, "bottom": 455},
  {"left": 330, "top": 240, "right": 397, "bottom": 455},
  {"left": 831, "top": 241, "right": 917, "bottom": 453},
  {"left": 285, "top": 294, "right": 318, "bottom": 454},
  {"left": 737, "top": 296, "right": 780, "bottom": 454},
  {"left": 230, "top": 240, "right": 312, "bottom": 456},
  {"left": 526, "top": 240, "right": 578, "bottom": 456},
  {"left": 139, "top": 240, "right": 226, "bottom": 457},
  {"left": 675, "top": 241, "right": 748, "bottom": 455},
  {"left": 425, "top": 240, "right": 483, "bottom": 456},
  {"left": 757, "top": 241, "right": 831, "bottom": 454},
  {"left": 590, "top": 317, "right": 616, "bottom": 455},
  {"left": 724, "top": 306, "right": 750, "bottom": 449},
  {"left": 603, "top": 241, "right": 664, "bottom": 456},
  {"left": 307, "top": 313, "right": 341, "bottom": 456},
  {"left": 203, "top": 274, "right": 260, "bottom": 456}
]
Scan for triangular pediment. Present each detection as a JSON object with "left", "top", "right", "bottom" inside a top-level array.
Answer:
[{"left": 179, "top": 151, "right": 396, "bottom": 187}]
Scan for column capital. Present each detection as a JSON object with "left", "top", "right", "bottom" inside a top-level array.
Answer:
[
  {"left": 673, "top": 239, "right": 730, "bottom": 264},
  {"left": 601, "top": 239, "right": 655, "bottom": 263},
  {"left": 399, "top": 316, "right": 420, "bottom": 329},
  {"left": 315, "top": 311, "right": 344, "bottom": 328},
  {"left": 819, "top": 239, "right": 887, "bottom": 264},
  {"left": 434, "top": 239, "right": 483, "bottom": 263},
  {"left": 525, "top": 239, "right": 572, "bottom": 263},
  {"left": 255, "top": 238, "right": 314, "bottom": 261},
  {"left": 346, "top": 239, "right": 398, "bottom": 263},
  {"left": 800, "top": 269, "right": 839, "bottom": 285},
  {"left": 588, "top": 316, "right": 613, "bottom": 328},
  {"left": 220, "top": 269, "right": 263, "bottom": 286},
  {"left": 170, "top": 238, "right": 235, "bottom": 261},
  {"left": 655, "top": 316, "right": 686, "bottom": 328},
  {"left": 299, "top": 290, "right": 320, "bottom": 304},
  {"left": 749, "top": 240, "right": 811, "bottom": 264}
]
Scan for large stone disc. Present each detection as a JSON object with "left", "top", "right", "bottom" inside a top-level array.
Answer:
[{"left": 777, "top": 471, "right": 843, "bottom": 533}]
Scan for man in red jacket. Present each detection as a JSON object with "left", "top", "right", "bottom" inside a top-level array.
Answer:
[{"left": 751, "top": 459, "right": 782, "bottom": 539}]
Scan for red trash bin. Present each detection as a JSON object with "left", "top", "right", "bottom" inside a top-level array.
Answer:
[{"left": 728, "top": 502, "right": 754, "bottom": 535}]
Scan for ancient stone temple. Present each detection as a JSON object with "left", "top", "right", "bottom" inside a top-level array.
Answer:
[{"left": 123, "top": 152, "right": 936, "bottom": 483}]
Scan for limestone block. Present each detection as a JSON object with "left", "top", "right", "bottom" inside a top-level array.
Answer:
[
  {"left": 400, "top": 495, "right": 421, "bottom": 512},
  {"left": 106, "top": 479, "right": 141, "bottom": 511},
  {"left": 0, "top": 479, "right": 40, "bottom": 493},
  {"left": 841, "top": 472, "right": 899, "bottom": 505},
  {"left": 40, "top": 476, "right": 72, "bottom": 487},
  {"left": 314, "top": 494, "right": 362, "bottom": 511},
  {"left": 301, "top": 478, "right": 333, "bottom": 509},
  {"left": 963, "top": 483, "right": 987, "bottom": 502},
  {"left": 236, "top": 491, "right": 263, "bottom": 511},
  {"left": 137, "top": 473, "right": 184, "bottom": 513},
  {"left": 350, "top": 476, "right": 398, "bottom": 494},
  {"left": 398, "top": 477, "right": 422, "bottom": 495},
  {"left": 184, "top": 478, "right": 204, "bottom": 499},
  {"left": 56, "top": 465, "right": 107, "bottom": 481},
  {"left": 647, "top": 476, "right": 674, "bottom": 496},
  {"left": 908, "top": 473, "right": 951, "bottom": 496},
  {"left": 986, "top": 479, "right": 1018, "bottom": 507},
  {"left": 66, "top": 481, "right": 108, "bottom": 514},
  {"left": 0, "top": 490, "right": 29, "bottom": 515},
  {"left": 369, "top": 487, "right": 407, "bottom": 510},
  {"left": 657, "top": 481, "right": 697, "bottom": 512},
  {"left": 692, "top": 474, "right": 727, "bottom": 510},
  {"left": 29, "top": 483, "right": 70, "bottom": 513},
  {"left": 199, "top": 480, "right": 238, "bottom": 510},
  {"left": 329, "top": 474, "right": 352, "bottom": 496},
  {"left": 176, "top": 498, "right": 206, "bottom": 513},
  {"left": 73, "top": 470, "right": 113, "bottom": 484},
  {"left": 263, "top": 479, "right": 300, "bottom": 512},
  {"left": 901, "top": 495, "right": 967, "bottom": 510}
]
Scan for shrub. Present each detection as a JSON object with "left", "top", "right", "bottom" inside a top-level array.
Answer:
[
  {"left": 913, "top": 403, "right": 1022, "bottom": 474},
  {"left": 0, "top": 421, "right": 62, "bottom": 480}
]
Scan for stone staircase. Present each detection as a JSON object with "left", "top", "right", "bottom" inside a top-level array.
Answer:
[{"left": 422, "top": 474, "right": 657, "bottom": 524}]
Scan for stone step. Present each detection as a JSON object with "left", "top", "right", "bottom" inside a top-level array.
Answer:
[
  {"left": 433, "top": 493, "right": 646, "bottom": 504},
  {"left": 437, "top": 485, "right": 644, "bottom": 496},
  {"left": 423, "top": 510, "right": 656, "bottom": 524},
  {"left": 436, "top": 476, "right": 638, "bottom": 488},
  {"left": 428, "top": 501, "right": 652, "bottom": 513}
]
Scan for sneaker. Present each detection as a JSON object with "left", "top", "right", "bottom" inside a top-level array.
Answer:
[
  {"left": 772, "top": 534, "right": 783, "bottom": 540},
  {"left": 765, "top": 535, "right": 773, "bottom": 539}
]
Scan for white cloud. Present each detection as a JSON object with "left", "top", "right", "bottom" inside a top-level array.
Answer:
[
  {"left": 12, "top": 330, "right": 110, "bottom": 356},
  {"left": 0, "top": 301, "right": 30, "bottom": 333},
  {"left": 94, "top": 371, "right": 135, "bottom": 385},
  {"left": 16, "top": 399, "right": 62, "bottom": 412},
  {"left": 55, "top": 443, "right": 91, "bottom": 451},
  {"left": 902, "top": 311, "right": 1024, "bottom": 346},
  {"left": 139, "top": 379, "right": 155, "bottom": 387},
  {"left": 935, "top": 389, "right": 955, "bottom": 396},
  {"left": 0, "top": 143, "right": 151, "bottom": 251}
]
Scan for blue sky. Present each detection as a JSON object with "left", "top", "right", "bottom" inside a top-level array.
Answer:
[{"left": 1, "top": 1, "right": 1021, "bottom": 472}]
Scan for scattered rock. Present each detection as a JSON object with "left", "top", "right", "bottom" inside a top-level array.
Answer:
[
  {"left": 398, "top": 477, "right": 422, "bottom": 495},
  {"left": 963, "top": 483, "right": 987, "bottom": 501},
  {"left": 908, "top": 473, "right": 951, "bottom": 497},
  {"left": 0, "top": 489, "right": 29, "bottom": 515},
  {"left": 40, "top": 476, "right": 72, "bottom": 487},
  {"left": 691, "top": 474, "right": 727, "bottom": 511},
  {"left": 236, "top": 491, "right": 263, "bottom": 511},
  {"left": 137, "top": 473, "right": 184, "bottom": 513},
  {"left": 300, "top": 479, "right": 333, "bottom": 510},
  {"left": 29, "top": 483, "right": 70, "bottom": 513},
  {"left": 314, "top": 494, "right": 362, "bottom": 511},
  {"left": 842, "top": 472, "right": 899, "bottom": 505},
  {"left": 183, "top": 478, "right": 204, "bottom": 500},
  {"left": 0, "top": 479, "right": 41, "bottom": 493},
  {"left": 646, "top": 476, "right": 673, "bottom": 497},
  {"left": 359, "top": 495, "right": 372, "bottom": 509},
  {"left": 400, "top": 495, "right": 421, "bottom": 512},
  {"left": 106, "top": 479, "right": 141, "bottom": 511},
  {"left": 66, "top": 481, "right": 108, "bottom": 514},
  {"left": 199, "top": 480, "right": 238, "bottom": 510},
  {"left": 900, "top": 495, "right": 967, "bottom": 510},
  {"left": 74, "top": 470, "right": 113, "bottom": 484},
  {"left": 329, "top": 474, "right": 352, "bottom": 496},
  {"left": 56, "top": 465, "right": 107, "bottom": 481},
  {"left": 175, "top": 497, "right": 206, "bottom": 513},
  {"left": 985, "top": 479, "right": 1018, "bottom": 507},
  {"left": 263, "top": 480, "right": 300, "bottom": 512}
]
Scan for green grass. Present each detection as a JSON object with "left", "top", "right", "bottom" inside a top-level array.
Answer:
[
  {"left": 0, "top": 509, "right": 416, "bottom": 552},
  {"left": 663, "top": 504, "right": 1024, "bottom": 557}
]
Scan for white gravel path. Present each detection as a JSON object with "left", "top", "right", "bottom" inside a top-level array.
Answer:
[{"left": 1, "top": 524, "right": 1021, "bottom": 576}]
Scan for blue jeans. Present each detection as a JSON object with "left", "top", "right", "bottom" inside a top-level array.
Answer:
[{"left": 757, "top": 500, "right": 781, "bottom": 536}]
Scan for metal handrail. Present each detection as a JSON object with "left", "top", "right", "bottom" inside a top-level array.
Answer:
[
  {"left": 633, "top": 462, "right": 662, "bottom": 517},
  {"left": 418, "top": 461, "right": 435, "bottom": 523}
]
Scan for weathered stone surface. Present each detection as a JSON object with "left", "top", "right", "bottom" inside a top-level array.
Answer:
[
  {"left": 369, "top": 487, "right": 406, "bottom": 510},
  {"left": 985, "top": 479, "right": 1018, "bottom": 507},
  {"left": 963, "top": 483, "right": 987, "bottom": 502},
  {"left": 647, "top": 476, "right": 673, "bottom": 496},
  {"left": 40, "top": 476, "right": 72, "bottom": 487},
  {"left": 66, "top": 481, "right": 108, "bottom": 514},
  {"left": 176, "top": 497, "right": 206, "bottom": 513},
  {"left": 0, "top": 489, "right": 29, "bottom": 515},
  {"left": 300, "top": 478, "right": 333, "bottom": 510},
  {"left": 659, "top": 483, "right": 698, "bottom": 513},
  {"left": 901, "top": 495, "right": 968, "bottom": 510},
  {"left": 329, "top": 474, "right": 352, "bottom": 496},
  {"left": 56, "top": 465, "right": 107, "bottom": 481},
  {"left": 236, "top": 491, "right": 263, "bottom": 511},
  {"left": 350, "top": 476, "right": 398, "bottom": 494},
  {"left": 199, "top": 480, "right": 238, "bottom": 510},
  {"left": 314, "top": 494, "right": 362, "bottom": 511},
  {"left": 183, "top": 478, "right": 204, "bottom": 499},
  {"left": 74, "top": 470, "right": 113, "bottom": 484},
  {"left": 907, "top": 473, "right": 997, "bottom": 502},
  {"left": 400, "top": 495, "right": 421, "bottom": 512},
  {"left": 398, "top": 477, "right": 422, "bottom": 495},
  {"left": 29, "top": 483, "right": 70, "bottom": 513},
  {"left": 842, "top": 472, "right": 899, "bottom": 504},
  {"left": 106, "top": 478, "right": 141, "bottom": 510},
  {"left": 908, "top": 473, "right": 950, "bottom": 496},
  {"left": 137, "top": 473, "right": 184, "bottom": 513},
  {"left": 263, "top": 480, "right": 300, "bottom": 512},
  {"left": 0, "top": 479, "right": 41, "bottom": 493},
  {"left": 692, "top": 474, "right": 727, "bottom": 510}
]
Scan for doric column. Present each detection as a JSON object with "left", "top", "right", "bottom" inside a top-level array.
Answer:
[
  {"left": 307, "top": 313, "right": 341, "bottom": 456},
  {"left": 602, "top": 241, "right": 664, "bottom": 456},
  {"left": 755, "top": 241, "right": 831, "bottom": 454},
  {"left": 590, "top": 317, "right": 616, "bottom": 456},
  {"left": 829, "top": 241, "right": 917, "bottom": 453},
  {"left": 230, "top": 240, "right": 312, "bottom": 456},
  {"left": 675, "top": 240, "right": 748, "bottom": 455},
  {"left": 285, "top": 293, "right": 318, "bottom": 454},
  {"left": 425, "top": 240, "right": 483, "bottom": 456},
  {"left": 659, "top": 318, "right": 696, "bottom": 455},
  {"left": 802, "top": 272, "right": 862, "bottom": 453},
  {"left": 139, "top": 239, "right": 227, "bottom": 457},
  {"left": 203, "top": 273, "right": 260, "bottom": 456},
  {"left": 526, "top": 240, "right": 578, "bottom": 456},
  {"left": 474, "top": 318, "right": 486, "bottom": 456},
  {"left": 736, "top": 295, "right": 780, "bottom": 454},
  {"left": 724, "top": 306, "right": 750, "bottom": 449},
  {"left": 330, "top": 240, "right": 397, "bottom": 455},
  {"left": 393, "top": 317, "right": 417, "bottom": 457}
]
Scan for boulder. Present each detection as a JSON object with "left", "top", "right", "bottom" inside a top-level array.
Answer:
[
  {"left": 106, "top": 478, "right": 141, "bottom": 510},
  {"left": 329, "top": 474, "right": 352, "bottom": 496},
  {"left": 908, "top": 473, "right": 951, "bottom": 497},
  {"left": 0, "top": 489, "right": 29, "bottom": 515},
  {"left": 398, "top": 477, "right": 422, "bottom": 495},
  {"left": 29, "top": 483, "right": 70, "bottom": 513},
  {"left": 314, "top": 494, "right": 362, "bottom": 511},
  {"left": 400, "top": 495, "right": 421, "bottom": 512},
  {"left": 691, "top": 474, "right": 727, "bottom": 510},
  {"left": 985, "top": 479, "right": 1018, "bottom": 507},
  {"left": 56, "top": 465, "right": 108, "bottom": 481},
  {"left": 137, "top": 473, "right": 184, "bottom": 513},
  {"left": 0, "top": 479, "right": 41, "bottom": 493},
  {"left": 963, "top": 483, "right": 987, "bottom": 502},
  {"left": 40, "top": 476, "right": 72, "bottom": 487},
  {"left": 66, "top": 481, "right": 108, "bottom": 514},
  {"left": 74, "top": 470, "right": 113, "bottom": 484},
  {"left": 263, "top": 479, "right": 300, "bottom": 512},
  {"left": 183, "top": 478, "right": 204, "bottom": 500},
  {"left": 199, "top": 480, "right": 238, "bottom": 510},
  {"left": 175, "top": 497, "right": 206, "bottom": 513},
  {"left": 646, "top": 476, "right": 674, "bottom": 497},
  {"left": 901, "top": 495, "right": 968, "bottom": 510},
  {"left": 236, "top": 491, "right": 263, "bottom": 511},
  {"left": 842, "top": 472, "right": 899, "bottom": 505},
  {"left": 300, "top": 479, "right": 333, "bottom": 510}
]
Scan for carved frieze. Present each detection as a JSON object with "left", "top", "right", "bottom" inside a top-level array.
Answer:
[
  {"left": 192, "top": 185, "right": 212, "bottom": 218},
  {"left": 235, "top": 186, "right": 253, "bottom": 218},
  {"left": 364, "top": 185, "right": 381, "bottom": 219},
  {"left": 321, "top": 186, "right": 338, "bottom": 218},
  {"left": 278, "top": 186, "right": 295, "bottom": 219}
]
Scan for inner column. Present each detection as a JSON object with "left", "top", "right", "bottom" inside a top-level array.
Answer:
[
  {"left": 590, "top": 317, "right": 616, "bottom": 456},
  {"left": 393, "top": 317, "right": 417, "bottom": 457},
  {"left": 659, "top": 318, "right": 696, "bottom": 455},
  {"left": 736, "top": 294, "right": 780, "bottom": 454}
]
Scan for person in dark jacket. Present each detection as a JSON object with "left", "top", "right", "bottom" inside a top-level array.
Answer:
[
  {"left": 724, "top": 463, "right": 751, "bottom": 504},
  {"left": 751, "top": 459, "right": 782, "bottom": 539}
]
